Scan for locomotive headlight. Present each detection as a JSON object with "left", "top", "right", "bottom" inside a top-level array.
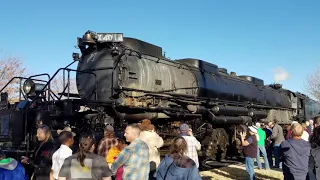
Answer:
[
  {"left": 23, "top": 79, "right": 34, "bottom": 94},
  {"left": 23, "top": 79, "right": 46, "bottom": 96}
]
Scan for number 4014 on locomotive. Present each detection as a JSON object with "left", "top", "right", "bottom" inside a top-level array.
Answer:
[{"left": 0, "top": 30, "right": 319, "bottom": 165}]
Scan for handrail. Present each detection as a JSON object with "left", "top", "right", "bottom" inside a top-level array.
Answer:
[
  {"left": 0, "top": 76, "right": 48, "bottom": 101},
  {"left": 22, "top": 67, "right": 97, "bottom": 153},
  {"left": 25, "top": 73, "right": 51, "bottom": 101},
  {"left": 63, "top": 60, "right": 77, "bottom": 89},
  {"left": 0, "top": 77, "right": 47, "bottom": 93},
  {"left": 27, "top": 67, "right": 97, "bottom": 106}
]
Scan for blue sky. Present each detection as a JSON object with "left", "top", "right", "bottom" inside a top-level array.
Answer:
[{"left": 1, "top": 0, "right": 319, "bottom": 96}]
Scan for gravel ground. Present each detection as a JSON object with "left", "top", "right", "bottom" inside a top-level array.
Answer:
[{"left": 200, "top": 163, "right": 284, "bottom": 180}]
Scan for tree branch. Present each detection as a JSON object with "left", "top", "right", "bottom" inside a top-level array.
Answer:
[{"left": 305, "top": 67, "right": 320, "bottom": 101}]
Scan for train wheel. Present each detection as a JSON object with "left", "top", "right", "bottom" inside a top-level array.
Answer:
[{"left": 203, "top": 128, "right": 229, "bottom": 162}]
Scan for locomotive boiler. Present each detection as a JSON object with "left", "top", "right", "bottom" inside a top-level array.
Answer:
[
  {"left": 75, "top": 30, "right": 318, "bottom": 161},
  {"left": 0, "top": 30, "right": 319, "bottom": 165}
]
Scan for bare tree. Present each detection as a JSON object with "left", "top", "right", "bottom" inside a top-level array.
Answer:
[
  {"left": 0, "top": 51, "right": 26, "bottom": 102},
  {"left": 50, "top": 75, "right": 78, "bottom": 99},
  {"left": 306, "top": 67, "right": 320, "bottom": 101}
]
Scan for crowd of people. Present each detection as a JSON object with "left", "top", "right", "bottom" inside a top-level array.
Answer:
[
  {"left": 0, "top": 119, "right": 202, "bottom": 180},
  {"left": 2, "top": 115, "right": 320, "bottom": 180},
  {"left": 241, "top": 116, "right": 320, "bottom": 180}
]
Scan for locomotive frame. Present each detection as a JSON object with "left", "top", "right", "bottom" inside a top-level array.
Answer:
[{"left": 0, "top": 30, "right": 319, "bottom": 167}]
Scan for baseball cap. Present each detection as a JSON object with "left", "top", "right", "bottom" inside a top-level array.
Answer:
[
  {"left": 57, "top": 126, "right": 76, "bottom": 136},
  {"left": 180, "top": 123, "right": 190, "bottom": 132},
  {"left": 291, "top": 121, "right": 299, "bottom": 126},
  {"left": 248, "top": 126, "right": 258, "bottom": 134},
  {"left": 105, "top": 125, "right": 114, "bottom": 132}
]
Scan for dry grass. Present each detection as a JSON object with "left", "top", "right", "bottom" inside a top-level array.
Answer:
[{"left": 200, "top": 164, "right": 284, "bottom": 180}]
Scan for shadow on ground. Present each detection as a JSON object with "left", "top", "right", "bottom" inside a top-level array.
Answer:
[
  {"left": 201, "top": 165, "right": 283, "bottom": 180},
  {"left": 201, "top": 176, "right": 213, "bottom": 180}
]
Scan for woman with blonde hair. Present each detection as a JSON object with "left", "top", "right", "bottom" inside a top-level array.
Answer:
[{"left": 21, "top": 124, "right": 54, "bottom": 180}]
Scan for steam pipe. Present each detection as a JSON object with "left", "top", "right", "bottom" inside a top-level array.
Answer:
[
  {"left": 211, "top": 105, "right": 249, "bottom": 116},
  {"left": 187, "top": 105, "right": 207, "bottom": 114},
  {"left": 116, "top": 105, "right": 189, "bottom": 113},
  {"left": 121, "top": 113, "right": 170, "bottom": 120},
  {"left": 207, "top": 111, "right": 251, "bottom": 125},
  {"left": 163, "top": 110, "right": 202, "bottom": 118},
  {"left": 120, "top": 110, "right": 202, "bottom": 121},
  {"left": 248, "top": 110, "right": 268, "bottom": 119}
]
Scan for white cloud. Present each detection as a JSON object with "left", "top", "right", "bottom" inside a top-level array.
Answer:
[{"left": 273, "top": 66, "right": 290, "bottom": 82}]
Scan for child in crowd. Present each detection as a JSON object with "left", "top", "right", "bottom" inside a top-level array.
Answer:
[
  {"left": 0, "top": 150, "right": 28, "bottom": 180},
  {"left": 107, "top": 137, "right": 127, "bottom": 180},
  {"left": 50, "top": 130, "right": 75, "bottom": 180}
]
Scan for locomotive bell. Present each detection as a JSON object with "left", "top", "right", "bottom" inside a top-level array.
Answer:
[{"left": 82, "top": 32, "right": 96, "bottom": 44}]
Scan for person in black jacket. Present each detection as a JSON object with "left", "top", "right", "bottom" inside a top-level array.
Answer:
[
  {"left": 21, "top": 124, "right": 54, "bottom": 180},
  {"left": 309, "top": 126, "right": 320, "bottom": 180}
]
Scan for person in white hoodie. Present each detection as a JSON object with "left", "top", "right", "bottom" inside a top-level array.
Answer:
[{"left": 138, "top": 119, "right": 164, "bottom": 180}]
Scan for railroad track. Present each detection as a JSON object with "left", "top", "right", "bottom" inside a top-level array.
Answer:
[{"left": 199, "top": 158, "right": 245, "bottom": 171}]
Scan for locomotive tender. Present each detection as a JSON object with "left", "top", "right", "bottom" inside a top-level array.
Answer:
[{"left": 0, "top": 30, "right": 319, "bottom": 164}]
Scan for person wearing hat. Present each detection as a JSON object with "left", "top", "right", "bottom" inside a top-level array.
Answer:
[
  {"left": 50, "top": 129, "right": 75, "bottom": 180},
  {"left": 97, "top": 125, "right": 118, "bottom": 159},
  {"left": 240, "top": 126, "right": 258, "bottom": 180},
  {"left": 180, "top": 123, "right": 201, "bottom": 168},
  {"left": 56, "top": 127, "right": 76, "bottom": 137},
  {"left": 52, "top": 127, "right": 76, "bottom": 152}
]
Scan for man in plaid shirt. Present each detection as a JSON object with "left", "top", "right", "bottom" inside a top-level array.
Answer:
[
  {"left": 180, "top": 123, "right": 201, "bottom": 168},
  {"left": 111, "top": 124, "right": 150, "bottom": 180}
]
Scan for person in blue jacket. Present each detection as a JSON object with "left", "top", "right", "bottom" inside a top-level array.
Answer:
[
  {"left": 156, "top": 136, "right": 201, "bottom": 180},
  {"left": 0, "top": 149, "right": 28, "bottom": 180}
]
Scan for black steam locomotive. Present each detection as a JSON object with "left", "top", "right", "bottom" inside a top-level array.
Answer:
[{"left": 0, "top": 30, "right": 319, "bottom": 164}]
